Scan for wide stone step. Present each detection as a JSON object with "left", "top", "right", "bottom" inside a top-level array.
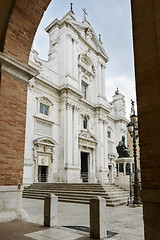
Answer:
[
  {"left": 29, "top": 183, "right": 102, "bottom": 188},
  {"left": 22, "top": 193, "right": 128, "bottom": 206},
  {"left": 23, "top": 193, "right": 127, "bottom": 202},
  {"left": 34, "top": 188, "right": 105, "bottom": 192},
  {"left": 25, "top": 186, "right": 106, "bottom": 190},
  {"left": 23, "top": 192, "right": 128, "bottom": 202},
  {"left": 23, "top": 189, "right": 128, "bottom": 199},
  {"left": 23, "top": 183, "right": 129, "bottom": 207},
  {"left": 23, "top": 189, "right": 106, "bottom": 194},
  {"left": 23, "top": 188, "right": 128, "bottom": 197},
  {"left": 25, "top": 186, "right": 125, "bottom": 192}
]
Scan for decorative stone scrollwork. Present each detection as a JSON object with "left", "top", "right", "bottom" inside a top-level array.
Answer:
[
  {"left": 38, "top": 96, "right": 53, "bottom": 106},
  {"left": 28, "top": 77, "right": 35, "bottom": 90},
  {"left": 66, "top": 102, "right": 79, "bottom": 111},
  {"left": 51, "top": 37, "right": 59, "bottom": 47},
  {"left": 79, "top": 130, "right": 97, "bottom": 143},
  {"left": 78, "top": 53, "right": 96, "bottom": 77},
  {"left": 98, "top": 117, "right": 108, "bottom": 125},
  {"left": 74, "top": 105, "right": 80, "bottom": 112},
  {"left": 66, "top": 102, "right": 73, "bottom": 110},
  {"left": 108, "top": 153, "right": 117, "bottom": 162},
  {"left": 67, "top": 34, "right": 78, "bottom": 44}
]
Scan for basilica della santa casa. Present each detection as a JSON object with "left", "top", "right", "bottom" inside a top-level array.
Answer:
[{"left": 24, "top": 8, "right": 128, "bottom": 185}]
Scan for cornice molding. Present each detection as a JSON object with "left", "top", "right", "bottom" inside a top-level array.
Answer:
[
  {"left": 46, "top": 18, "right": 108, "bottom": 62},
  {"left": 0, "top": 52, "right": 38, "bottom": 84}
]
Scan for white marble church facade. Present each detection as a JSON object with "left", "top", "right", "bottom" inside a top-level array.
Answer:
[{"left": 23, "top": 8, "right": 128, "bottom": 185}]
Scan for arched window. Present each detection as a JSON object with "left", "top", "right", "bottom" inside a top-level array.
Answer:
[
  {"left": 78, "top": 54, "right": 95, "bottom": 101},
  {"left": 81, "top": 81, "right": 88, "bottom": 99},
  {"left": 83, "top": 116, "right": 88, "bottom": 129}
]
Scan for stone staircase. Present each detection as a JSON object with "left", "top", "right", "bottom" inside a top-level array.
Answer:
[{"left": 23, "top": 183, "right": 129, "bottom": 207}]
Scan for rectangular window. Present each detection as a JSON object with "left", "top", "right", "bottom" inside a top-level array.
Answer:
[
  {"left": 81, "top": 82, "right": 87, "bottom": 99},
  {"left": 40, "top": 103, "right": 43, "bottom": 114},
  {"left": 40, "top": 103, "right": 49, "bottom": 116},
  {"left": 44, "top": 105, "right": 49, "bottom": 116},
  {"left": 107, "top": 131, "right": 111, "bottom": 138}
]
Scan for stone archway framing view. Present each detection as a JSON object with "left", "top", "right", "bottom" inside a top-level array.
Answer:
[{"left": 0, "top": 1, "right": 160, "bottom": 239}]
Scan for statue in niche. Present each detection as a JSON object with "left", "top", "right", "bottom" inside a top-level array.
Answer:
[{"left": 116, "top": 136, "right": 131, "bottom": 158}]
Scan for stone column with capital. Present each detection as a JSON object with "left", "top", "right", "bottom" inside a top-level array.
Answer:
[
  {"left": 104, "top": 121, "right": 108, "bottom": 170},
  {"left": 73, "top": 106, "right": 79, "bottom": 167},
  {"left": 97, "top": 118, "right": 108, "bottom": 183},
  {"left": 99, "top": 118, "right": 104, "bottom": 171},
  {"left": 65, "top": 102, "right": 73, "bottom": 170},
  {"left": 33, "top": 146, "right": 38, "bottom": 183},
  {"left": 92, "top": 149, "right": 97, "bottom": 182},
  {"left": 72, "top": 105, "right": 81, "bottom": 183}
]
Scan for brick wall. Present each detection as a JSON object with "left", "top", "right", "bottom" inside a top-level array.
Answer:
[
  {"left": 0, "top": 72, "right": 27, "bottom": 185},
  {"left": 3, "top": 0, "right": 51, "bottom": 63},
  {"left": 0, "top": 0, "right": 51, "bottom": 185},
  {"left": 131, "top": 0, "right": 160, "bottom": 189}
]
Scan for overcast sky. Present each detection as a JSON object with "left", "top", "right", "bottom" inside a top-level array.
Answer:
[{"left": 33, "top": 0, "right": 136, "bottom": 119}]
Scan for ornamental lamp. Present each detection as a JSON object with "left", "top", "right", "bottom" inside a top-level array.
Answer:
[
  {"left": 127, "top": 122, "right": 133, "bottom": 134},
  {"left": 130, "top": 113, "right": 137, "bottom": 123}
]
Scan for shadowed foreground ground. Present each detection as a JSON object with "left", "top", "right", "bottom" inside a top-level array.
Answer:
[{"left": 0, "top": 198, "right": 144, "bottom": 240}]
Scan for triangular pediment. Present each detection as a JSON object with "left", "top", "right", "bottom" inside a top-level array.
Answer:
[
  {"left": 33, "top": 137, "right": 57, "bottom": 146},
  {"left": 78, "top": 130, "right": 97, "bottom": 143},
  {"left": 70, "top": 19, "right": 108, "bottom": 58},
  {"left": 45, "top": 11, "right": 108, "bottom": 60}
]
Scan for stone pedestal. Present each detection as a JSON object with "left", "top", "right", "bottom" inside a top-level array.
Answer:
[
  {"left": 90, "top": 196, "right": 106, "bottom": 239},
  {"left": 44, "top": 194, "right": 58, "bottom": 227},
  {"left": 115, "top": 157, "right": 134, "bottom": 190},
  {"left": 0, "top": 186, "right": 28, "bottom": 222}
]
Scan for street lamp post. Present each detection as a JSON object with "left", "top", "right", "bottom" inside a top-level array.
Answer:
[{"left": 127, "top": 100, "right": 141, "bottom": 205}]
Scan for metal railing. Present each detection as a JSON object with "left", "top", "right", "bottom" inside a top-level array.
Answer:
[
  {"left": 38, "top": 174, "right": 48, "bottom": 182},
  {"left": 81, "top": 172, "right": 88, "bottom": 182}
]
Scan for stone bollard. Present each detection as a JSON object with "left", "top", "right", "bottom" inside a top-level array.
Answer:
[
  {"left": 90, "top": 196, "right": 106, "bottom": 239},
  {"left": 44, "top": 193, "right": 58, "bottom": 227}
]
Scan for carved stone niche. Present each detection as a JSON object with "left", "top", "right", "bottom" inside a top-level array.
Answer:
[{"left": 33, "top": 137, "right": 57, "bottom": 163}]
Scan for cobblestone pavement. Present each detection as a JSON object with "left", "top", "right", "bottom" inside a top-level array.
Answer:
[{"left": 0, "top": 199, "right": 144, "bottom": 240}]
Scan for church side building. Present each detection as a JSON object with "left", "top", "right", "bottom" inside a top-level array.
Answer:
[{"left": 23, "top": 8, "right": 128, "bottom": 185}]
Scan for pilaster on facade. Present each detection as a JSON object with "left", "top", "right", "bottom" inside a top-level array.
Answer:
[{"left": 66, "top": 101, "right": 73, "bottom": 168}]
